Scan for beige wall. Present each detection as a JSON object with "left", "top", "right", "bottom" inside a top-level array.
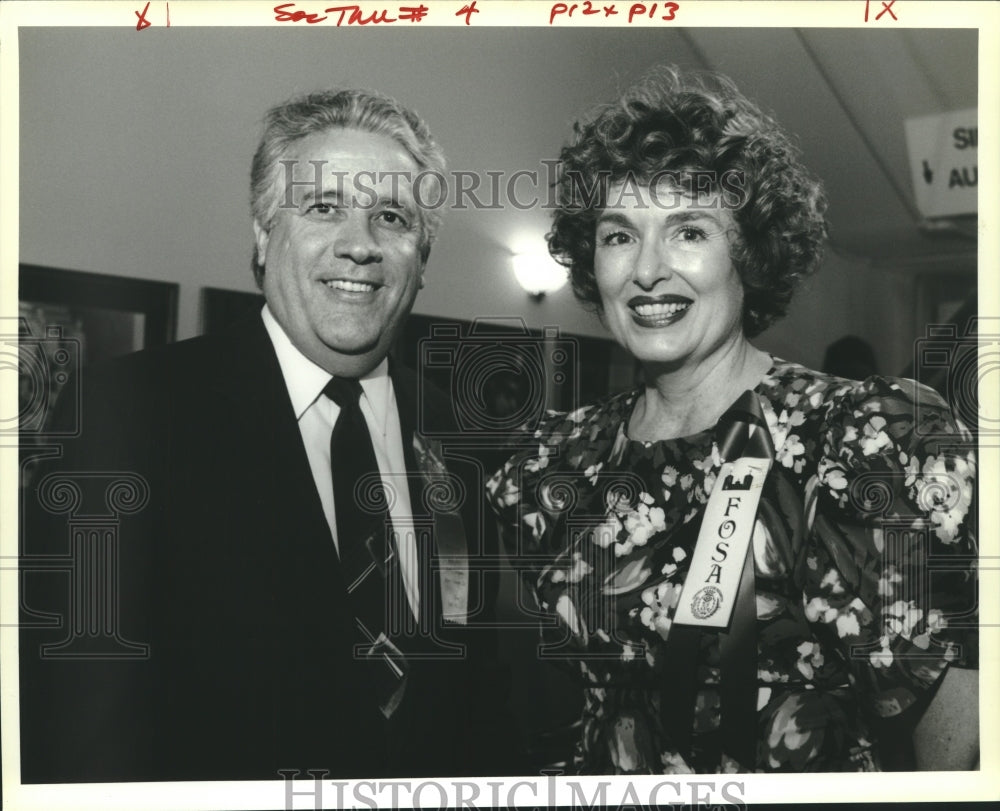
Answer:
[{"left": 19, "top": 27, "right": 965, "bottom": 379}]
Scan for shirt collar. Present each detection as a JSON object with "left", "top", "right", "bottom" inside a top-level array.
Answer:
[{"left": 261, "top": 304, "right": 393, "bottom": 434}]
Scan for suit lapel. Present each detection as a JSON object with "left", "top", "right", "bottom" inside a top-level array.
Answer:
[
  {"left": 390, "top": 362, "right": 469, "bottom": 628},
  {"left": 204, "top": 329, "right": 467, "bottom": 635},
  {"left": 390, "top": 363, "right": 436, "bottom": 627},
  {"left": 208, "top": 317, "right": 349, "bottom": 615}
]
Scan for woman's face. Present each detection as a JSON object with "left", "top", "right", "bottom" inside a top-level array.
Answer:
[{"left": 593, "top": 180, "right": 745, "bottom": 372}]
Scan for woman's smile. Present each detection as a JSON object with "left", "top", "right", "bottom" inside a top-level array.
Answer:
[{"left": 628, "top": 294, "right": 694, "bottom": 326}]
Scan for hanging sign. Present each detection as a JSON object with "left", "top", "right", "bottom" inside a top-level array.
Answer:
[{"left": 904, "top": 108, "right": 977, "bottom": 219}]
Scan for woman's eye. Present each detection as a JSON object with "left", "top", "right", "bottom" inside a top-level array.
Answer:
[
  {"left": 599, "top": 230, "right": 633, "bottom": 246},
  {"left": 678, "top": 226, "right": 707, "bottom": 241}
]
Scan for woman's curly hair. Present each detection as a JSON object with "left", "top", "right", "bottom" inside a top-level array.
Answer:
[{"left": 547, "top": 65, "right": 828, "bottom": 337}]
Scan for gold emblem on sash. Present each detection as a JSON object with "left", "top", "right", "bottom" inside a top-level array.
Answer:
[{"left": 690, "top": 585, "right": 724, "bottom": 619}]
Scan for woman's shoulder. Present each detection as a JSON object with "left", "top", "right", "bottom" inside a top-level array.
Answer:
[
  {"left": 765, "top": 357, "right": 975, "bottom": 533},
  {"left": 761, "top": 357, "right": 974, "bottom": 496},
  {"left": 762, "top": 356, "right": 963, "bottom": 435},
  {"left": 509, "top": 388, "right": 640, "bottom": 468},
  {"left": 533, "top": 388, "right": 638, "bottom": 442},
  {"left": 485, "top": 388, "right": 640, "bottom": 513}
]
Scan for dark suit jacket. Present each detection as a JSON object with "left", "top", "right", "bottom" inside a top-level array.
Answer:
[{"left": 20, "top": 315, "right": 518, "bottom": 782}]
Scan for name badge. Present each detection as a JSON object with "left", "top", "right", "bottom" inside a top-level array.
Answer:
[{"left": 673, "top": 455, "right": 771, "bottom": 629}]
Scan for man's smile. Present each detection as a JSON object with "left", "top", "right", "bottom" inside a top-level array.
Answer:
[{"left": 322, "top": 279, "right": 383, "bottom": 293}]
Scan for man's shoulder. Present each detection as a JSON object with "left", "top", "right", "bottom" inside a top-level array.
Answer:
[
  {"left": 46, "top": 316, "right": 278, "bottom": 469},
  {"left": 81, "top": 316, "right": 270, "bottom": 395},
  {"left": 390, "top": 361, "right": 456, "bottom": 434}
]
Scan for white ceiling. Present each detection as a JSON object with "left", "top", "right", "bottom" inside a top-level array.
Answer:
[
  {"left": 676, "top": 28, "right": 978, "bottom": 266},
  {"left": 18, "top": 25, "right": 980, "bottom": 345}
]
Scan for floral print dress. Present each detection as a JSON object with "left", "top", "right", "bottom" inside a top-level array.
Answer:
[{"left": 486, "top": 358, "right": 977, "bottom": 773}]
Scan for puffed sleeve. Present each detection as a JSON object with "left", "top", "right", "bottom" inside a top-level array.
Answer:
[
  {"left": 802, "top": 375, "right": 977, "bottom": 720},
  {"left": 487, "top": 399, "right": 624, "bottom": 599},
  {"left": 485, "top": 410, "right": 577, "bottom": 585}
]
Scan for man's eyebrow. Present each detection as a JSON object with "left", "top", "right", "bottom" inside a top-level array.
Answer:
[
  {"left": 298, "top": 187, "right": 415, "bottom": 210},
  {"left": 298, "top": 187, "right": 344, "bottom": 205}
]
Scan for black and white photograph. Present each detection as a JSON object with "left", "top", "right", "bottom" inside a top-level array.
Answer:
[{"left": 2, "top": 3, "right": 996, "bottom": 809}]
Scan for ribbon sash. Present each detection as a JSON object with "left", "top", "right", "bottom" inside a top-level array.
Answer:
[
  {"left": 673, "top": 453, "right": 772, "bottom": 629},
  {"left": 660, "top": 390, "right": 775, "bottom": 767}
]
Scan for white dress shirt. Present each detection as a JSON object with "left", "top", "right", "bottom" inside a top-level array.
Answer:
[{"left": 262, "top": 305, "right": 419, "bottom": 620}]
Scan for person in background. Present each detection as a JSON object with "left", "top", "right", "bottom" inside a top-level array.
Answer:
[
  {"left": 823, "top": 334, "right": 879, "bottom": 380},
  {"left": 488, "top": 66, "right": 978, "bottom": 774}
]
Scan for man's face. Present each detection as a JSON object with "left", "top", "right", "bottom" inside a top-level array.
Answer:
[{"left": 254, "top": 127, "right": 425, "bottom": 376}]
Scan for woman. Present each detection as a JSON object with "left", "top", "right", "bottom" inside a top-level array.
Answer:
[{"left": 487, "top": 67, "right": 978, "bottom": 774}]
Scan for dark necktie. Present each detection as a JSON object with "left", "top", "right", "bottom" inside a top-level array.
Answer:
[{"left": 324, "top": 377, "right": 409, "bottom": 718}]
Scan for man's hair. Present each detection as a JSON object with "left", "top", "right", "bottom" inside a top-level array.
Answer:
[
  {"left": 547, "top": 65, "right": 828, "bottom": 338},
  {"left": 250, "top": 88, "right": 447, "bottom": 285}
]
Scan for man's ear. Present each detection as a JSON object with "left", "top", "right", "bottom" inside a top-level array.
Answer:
[{"left": 252, "top": 219, "right": 270, "bottom": 265}]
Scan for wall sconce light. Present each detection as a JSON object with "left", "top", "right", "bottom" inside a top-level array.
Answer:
[{"left": 511, "top": 253, "right": 568, "bottom": 301}]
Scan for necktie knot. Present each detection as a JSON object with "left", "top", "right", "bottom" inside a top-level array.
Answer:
[{"left": 324, "top": 377, "right": 363, "bottom": 409}]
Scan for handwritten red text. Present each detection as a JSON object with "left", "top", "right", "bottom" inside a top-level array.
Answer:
[
  {"left": 135, "top": 1, "right": 152, "bottom": 29},
  {"left": 549, "top": 0, "right": 678, "bottom": 24},
  {"left": 456, "top": 0, "right": 480, "bottom": 25},
  {"left": 273, "top": 2, "right": 430, "bottom": 24},
  {"left": 864, "top": 0, "right": 897, "bottom": 21},
  {"left": 627, "top": 2, "right": 678, "bottom": 22}
]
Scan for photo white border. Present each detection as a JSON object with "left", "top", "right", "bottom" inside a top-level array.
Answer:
[{"left": 1, "top": 2, "right": 997, "bottom": 808}]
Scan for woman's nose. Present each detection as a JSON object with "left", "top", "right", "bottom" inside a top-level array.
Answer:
[{"left": 633, "top": 238, "right": 673, "bottom": 289}]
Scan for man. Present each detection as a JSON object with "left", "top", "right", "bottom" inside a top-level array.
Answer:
[{"left": 20, "top": 90, "right": 515, "bottom": 781}]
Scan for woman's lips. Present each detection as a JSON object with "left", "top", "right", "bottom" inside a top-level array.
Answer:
[{"left": 628, "top": 295, "right": 692, "bottom": 326}]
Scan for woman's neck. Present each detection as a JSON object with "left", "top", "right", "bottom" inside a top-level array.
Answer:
[{"left": 628, "top": 339, "right": 772, "bottom": 441}]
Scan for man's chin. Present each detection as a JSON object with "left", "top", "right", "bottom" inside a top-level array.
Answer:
[
  {"left": 315, "top": 326, "right": 383, "bottom": 355},
  {"left": 314, "top": 334, "right": 392, "bottom": 376},
  {"left": 328, "top": 340, "right": 380, "bottom": 357}
]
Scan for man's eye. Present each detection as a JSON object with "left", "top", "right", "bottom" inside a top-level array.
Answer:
[
  {"left": 304, "top": 202, "right": 337, "bottom": 218},
  {"left": 375, "top": 210, "right": 410, "bottom": 229}
]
